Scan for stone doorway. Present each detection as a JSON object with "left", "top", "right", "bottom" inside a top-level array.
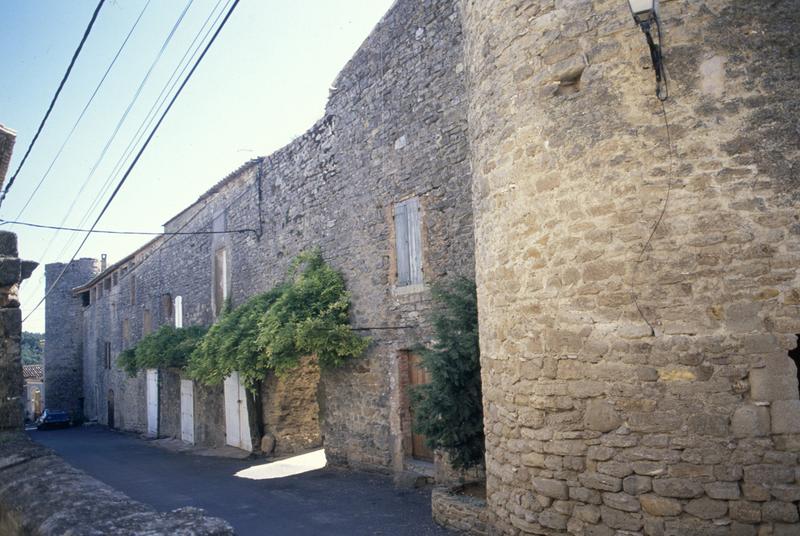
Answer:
[
  {"left": 399, "top": 350, "right": 433, "bottom": 462},
  {"left": 107, "top": 389, "right": 114, "bottom": 429}
]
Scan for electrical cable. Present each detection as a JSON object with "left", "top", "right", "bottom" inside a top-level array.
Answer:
[
  {"left": 0, "top": 218, "right": 256, "bottom": 236},
  {"left": 44, "top": 0, "right": 228, "bottom": 269},
  {"left": 631, "top": 99, "right": 674, "bottom": 335},
  {"left": 23, "top": 0, "right": 242, "bottom": 324},
  {"left": 0, "top": 0, "right": 106, "bottom": 209},
  {"left": 35, "top": 0, "right": 195, "bottom": 265},
  {"left": 11, "top": 0, "right": 152, "bottom": 222}
]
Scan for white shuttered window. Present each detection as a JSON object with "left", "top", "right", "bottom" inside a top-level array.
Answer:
[{"left": 394, "top": 197, "right": 423, "bottom": 286}]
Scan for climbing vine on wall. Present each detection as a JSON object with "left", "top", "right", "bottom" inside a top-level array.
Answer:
[
  {"left": 411, "top": 277, "right": 484, "bottom": 469},
  {"left": 118, "top": 325, "right": 207, "bottom": 376},
  {"left": 187, "top": 249, "right": 369, "bottom": 390}
]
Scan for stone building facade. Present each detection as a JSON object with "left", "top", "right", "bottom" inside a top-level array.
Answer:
[
  {"left": 43, "top": 0, "right": 800, "bottom": 533},
  {"left": 462, "top": 0, "right": 800, "bottom": 534},
  {"left": 48, "top": 0, "right": 474, "bottom": 478}
]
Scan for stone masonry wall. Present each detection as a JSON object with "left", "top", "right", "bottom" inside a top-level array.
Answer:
[
  {"left": 43, "top": 259, "right": 98, "bottom": 420},
  {"left": 69, "top": 0, "right": 473, "bottom": 474},
  {"left": 463, "top": 1, "right": 800, "bottom": 534}
]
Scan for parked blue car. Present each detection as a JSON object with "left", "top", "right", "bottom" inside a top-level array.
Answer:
[{"left": 35, "top": 409, "right": 71, "bottom": 430}]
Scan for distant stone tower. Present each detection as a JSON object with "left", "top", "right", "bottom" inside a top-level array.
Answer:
[{"left": 44, "top": 258, "right": 99, "bottom": 420}]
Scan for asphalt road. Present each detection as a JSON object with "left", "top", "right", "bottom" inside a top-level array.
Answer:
[{"left": 30, "top": 426, "right": 452, "bottom": 536}]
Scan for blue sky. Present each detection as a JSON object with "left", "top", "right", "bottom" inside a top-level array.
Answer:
[{"left": 0, "top": 0, "right": 394, "bottom": 331}]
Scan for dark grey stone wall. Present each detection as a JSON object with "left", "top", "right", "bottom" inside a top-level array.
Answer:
[
  {"left": 69, "top": 0, "right": 472, "bottom": 474},
  {"left": 43, "top": 258, "right": 98, "bottom": 420}
]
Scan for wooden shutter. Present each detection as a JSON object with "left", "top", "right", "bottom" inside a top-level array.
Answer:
[
  {"left": 394, "top": 202, "right": 411, "bottom": 285},
  {"left": 394, "top": 197, "right": 423, "bottom": 286}
]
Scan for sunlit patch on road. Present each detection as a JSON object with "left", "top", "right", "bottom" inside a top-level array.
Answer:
[{"left": 234, "top": 449, "right": 326, "bottom": 480}]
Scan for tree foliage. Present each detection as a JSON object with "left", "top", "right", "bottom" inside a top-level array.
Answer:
[
  {"left": 187, "top": 249, "right": 369, "bottom": 390},
  {"left": 187, "top": 289, "right": 284, "bottom": 390},
  {"left": 21, "top": 332, "right": 45, "bottom": 365},
  {"left": 411, "top": 277, "right": 484, "bottom": 469},
  {"left": 118, "top": 325, "right": 207, "bottom": 376}
]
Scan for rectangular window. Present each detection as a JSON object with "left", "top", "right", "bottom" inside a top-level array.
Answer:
[
  {"left": 143, "top": 309, "right": 152, "bottom": 335},
  {"left": 162, "top": 293, "right": 173, "bottom": 319},
  {"left": 130, "top": 275, "right": 136, "bottom": 305},
  {"left": 112, "top": 272, "right": 118, "bottom": 286},
  {"left": 393, "top": 197, "right": 423, "bottom": 286},
  {"left": 174, "top": 296, "right": 183, "bottom": 328},
  {"left": 214, "top": 248, "right": 228, "bottom": 315},
  {"left": 104, "top": 278, "right": 112, "bottom": 291},
  {"left": 104, "top": 342, "right": 112, "bottom": 369},
  {"left": 122, "top": 318, "right": 130, "bottom": 343}
]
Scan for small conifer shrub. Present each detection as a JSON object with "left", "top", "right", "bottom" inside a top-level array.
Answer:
[{"left": 411, "top": 277, "right": 484, "bottom": 469}]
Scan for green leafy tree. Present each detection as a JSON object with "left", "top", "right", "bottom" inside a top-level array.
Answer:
[
  {"left": 21, "top": 332, "right": 45, "bottom": 365},
  {"left": 188, "top": 249, "right": 369, "bottom": 390},
  {"left": 118, "top": 325, "right": 207, "bottom": 376},
  {"left": 256, "top": 250, "right": 369, "bottom": 374},
  {"left": 411, "top": 277, "right": 484, "bottom": 469},
  {"left": 188, "top": 288, "right": 284, "bottom": 390}
]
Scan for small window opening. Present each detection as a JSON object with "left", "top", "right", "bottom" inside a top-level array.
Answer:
[
  {"left": 104, "top": 342, "right": 112, "bottom": 369},
  {"left": 130, "top": 274, "right": 136, "bottom": 305},
  {"left": 81, "top": 291, "right": 90, "bottom": 307},
  {"left": 554, "top": 66, "right": 585, "bottom": 97}
]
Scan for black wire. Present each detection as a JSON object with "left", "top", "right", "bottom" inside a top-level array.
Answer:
[
  {"left": 24, "top": 0, "right": 242, "bottom": 324},
  {"left": 0, "top": 218, "right": 256, "bottom": 236},
  {"left": 12, "top": 0, "right": 152, "bottom": 222},
  {"left": 38, "top": 0, "right": 195, "bottom": 265},
  {"left": 0, "top": 0, "right": 106, "bottom": 209}
]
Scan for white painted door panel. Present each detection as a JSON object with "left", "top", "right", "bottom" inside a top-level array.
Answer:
[
  {"left": 180, "top": 379, "right": 194, "bottom": 444},
  {"left": 146, "top": 369, "right": 158, "bottom": 437},
  {"left": 223, "top": 372, "right": 252, "bottom": 451}
]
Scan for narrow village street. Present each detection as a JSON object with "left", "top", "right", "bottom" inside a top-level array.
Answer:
[{"left": 30, "top": 426, "right": 452, "bottom": 536}]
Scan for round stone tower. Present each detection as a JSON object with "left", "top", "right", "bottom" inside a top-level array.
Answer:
[
  {"left": 44, "top": 258, "right": 100, "bottom": 421},
  {"left": 462, "top": 1, "right": 800, "bottom": 534}
]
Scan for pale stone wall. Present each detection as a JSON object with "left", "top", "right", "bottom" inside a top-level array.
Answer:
[{"left": 462, "top": 0, "right": 800, "bottom": 534}]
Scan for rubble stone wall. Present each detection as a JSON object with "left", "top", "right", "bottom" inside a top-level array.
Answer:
[
  {"left": 462, "top": 0, "right": 800, "bottom": 534},
  {"left": 71, "top": 0, "right": 473, "bottom": 474}
]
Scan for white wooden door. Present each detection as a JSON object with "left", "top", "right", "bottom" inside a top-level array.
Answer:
[
  {"left": 146, "top": 369, "right": 158, "bottom": 437},
  {"left": 223, "top": 372, "right": 252, "bottom": 451},
  {"left": 180, "top": 379, "right": 194, "bottom": 444}
]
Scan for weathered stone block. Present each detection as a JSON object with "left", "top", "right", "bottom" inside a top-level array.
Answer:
[
  {"left": 732, "top": 405, "right": 770, "bottom": 437},
  {"left": 601, "top": 492, "right": 640, "bottom": 513},
  {"left": 0, "top": 232, "right": 17, "bottom": 257},
  {"left": 651, "top": 478, "right": 704, "bottom": 498},
  {"left": 599, "top": 505, "right": 642, "bottom": 531},
  {"left": 587, "top": 445, "right": 615, "bottom": 461},
  {"left": 538, "top": 509, "right": 567, "bottom": 530},
  {"left": 704, "top": 481, "right": 740, "bottom": 500},
  {"left": 623, "top": 475, "right": 651, "bottom": 495},
  {"left": 741, "top": 483, "right": 771, "bottom": 502},
  {"left": 684, "top": 496, "right": 728, "bottom": 520},
  {"left": 749, "top": 369, "right": 799, "bottom": 401},
  {"left": 573, "top": 504, "right": 600, "bottom": 524},
  {"left": 729, "top": 500, "right": 762, "bottom": 523},
  {"left": 762, "top": 501, "right": 799, "bottom": 523},
  {"left": 639, "top": 494, "right": 681, "bottom": 517},
  {"left": 771, "top": 484, "right": 800, "bottom": 502},
  {"left": 0, "top": 258, "right": 20, "bottom": 287},
  {"left": 597, "top": 461, "right": 633, "bottom": 478},
  {"left": 569, "top": 486, "right": 601, "bottom": 505},
  {"left": 743, "top": 464, "right": 795, "bottom": 485},
  {"left": 532, "top": 477, "right": 568, "bottom": 500},
  {"left": 579, "top": 472, "right": 622, "bottom": 492},
  {"left": 771, "top": 399, "right": 800, "bottom": 434}
]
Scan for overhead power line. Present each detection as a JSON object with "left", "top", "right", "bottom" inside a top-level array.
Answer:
[
  {"left": 35, "top": 0, "right": 195, "bottom": 264},
  {"left": 0, "top": 218, "right": 256, "bottom": 236},
  {"left": 0, "top": 0, "right": 106, "bottom": 210},
  {"left": 23, "top": 0, "right": 242, "bottom": 324},
  {"left": 11, "top": 0, "right": 152, "bottom": 222}
]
